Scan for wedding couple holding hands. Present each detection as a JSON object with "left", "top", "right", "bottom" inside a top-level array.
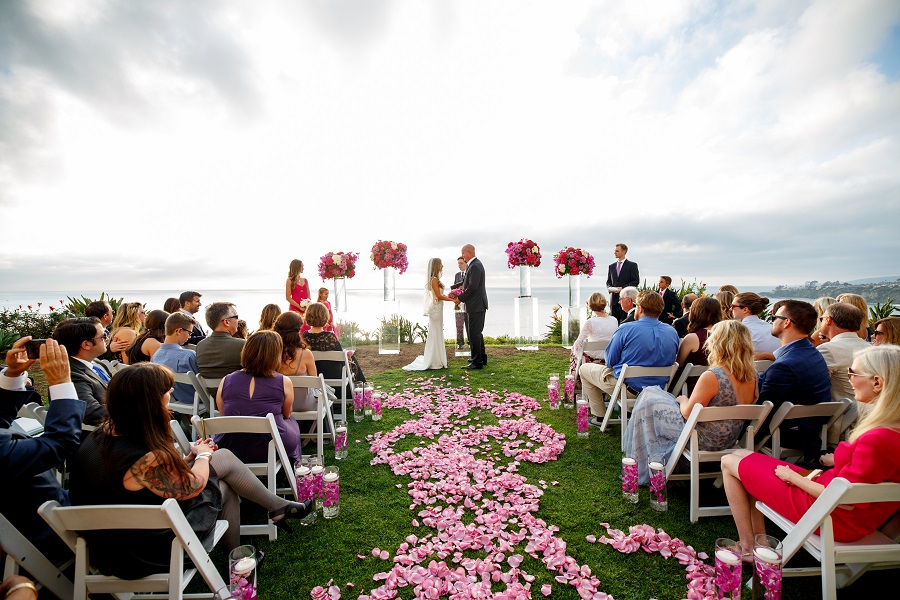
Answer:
[{"left": 403, "top": 243, "right": 488, "bottom": 371}]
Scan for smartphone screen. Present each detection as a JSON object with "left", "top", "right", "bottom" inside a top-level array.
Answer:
[{"left": 25, "top": 339, "right": 46, "bottom": 360}]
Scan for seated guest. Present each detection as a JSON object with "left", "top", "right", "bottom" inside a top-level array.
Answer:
[
  {"left": 163, "top": 297, "right": 181, "bottom": 313},
  {"left": 673, "top": 296, "right": 722, "bottom": 394},
  {"left": 721, "top": 344, "right": 900, "bottom": 553},
  {"left": 657, "top": 276, "right": 683, "bottom": 325},
  {"left": 302, "top": 302, "right": 367, "bottom": 384},
  {"left": 837, "top": 293, "right": 872, "bottom": 341},
  {"left": 84, "top": 300, "right": 114, "bottom": 330},
  {"left": 151, "top": 312, "right": 199, "bottom": 405},
  {"left": 233, "top": 319, "right": 249, "bottom": 340},
  {"left": 258, "top": 303, "right": 282, "bottom": 331},
  {"left": 0, "top": 337, "right": 85, "bottom": 563},
  {"left": 625, "top": 320, "right": 759, "bottom": 484},
  {"left": 672, "top": 293, "right": 697, "bottom": 338},
  {"left": 731, "top": 292, "right": 780, "bottom": 355},
  {"left": 196, "top": 302, "right": 245, "bottom": 379},
  {"left": 179, "top": 291, "right": 206, "bottom": 345},
  {"left": 817, "top": 303, "right": 869, "bottom": 444},
  {"left": 719, "top": 284, "right": 739, "bottom": 296},
  {"left": 569, "top": 292, "right": 618, "bottom": 374},
  {"left": 125, "top": 309, "right": 168, "bottom": 364},
  {"left": 215, "top": 331, "right": 302, "bottom": 466},
  {"left": 758, "top": 300, "right": 832, "bottom": 459},
  {"left": 275, "top": 311, "right": 321, "bottom": 421},
  {"left": 51, "top": 317, "right": 110, "bottom": 425},
  {"left": 716, "top": 290, "right": 735, "bottom": 320},
  {"left": 68, "top": 363, "right": 312, "bottom": 580},
  {"left": 811, "top": 296, "right": 837, "bottom": 346},
  {"left": 579, "top": 291, "right": 679, "bottom": 425},
  {"left": 874, "top": 317, "right": 900, "bottom": 346},
  {"left": 107, "top": 302, "right": 146, "bottom": 363},
  {"left": 618, "top": 286, "right": 639, "bottom": 324}
]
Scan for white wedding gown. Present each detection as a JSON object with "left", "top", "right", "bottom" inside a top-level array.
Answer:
[{"left": 402, "top": 288, "right": 447, "bottom": 370}]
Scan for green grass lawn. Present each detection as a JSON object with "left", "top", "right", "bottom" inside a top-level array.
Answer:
[{"left": 242, "top": 351, "right": 896, "bottom": 600}]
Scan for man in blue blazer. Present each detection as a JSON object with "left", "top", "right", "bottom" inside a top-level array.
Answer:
[
  {"left": 455, "top": 244, "right": 488, "bottom": 369},
  {"left": 1, "top": 337, "right": 85, "bottom": 563},
  {"left": 758, "top": 300, "right": 831, "bottom": 459}
]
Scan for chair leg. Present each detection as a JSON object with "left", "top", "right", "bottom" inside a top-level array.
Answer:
[{"left": 690, "top": 455, "right": 700, "bottom": 523}]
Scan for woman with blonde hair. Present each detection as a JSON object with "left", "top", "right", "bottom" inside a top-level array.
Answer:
[
  {"left": 874, "top": 317, "right": 900, "bottom": 346},
  {"left": 569, "top": 292, "right": 618, "bottom": 373},
  {"left": 722, "top": 345, "right": 900, "bottom": 553},
  {"left": 108, "top": 302, "right": 146, "bottom": 363},
  {"left": 402, "top": 258, "right": 454, "bottom": 371},
  {"left": 715, "top": 290, "right": 735, "bottom": 320},
  {"left": 285, "top": 259, "right": 311, "bottom": 318},
  {"left": 838, "top": 293, "right": 871, "bottom": 340},
  {"left": 258, "top": 303, "right": 282, "bottom": 331},
  {"left": 811, "top": 297, "right": 837, "bottom": 346},
  {"left": 624, "top": 320, "right": 758, "bottom": 484}
]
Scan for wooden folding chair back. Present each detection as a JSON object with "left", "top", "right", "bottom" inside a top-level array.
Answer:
[
  {"left": 311, "top": 350, "right": 354, "bottom": 423},
  {"left": 1, "top": 512, "right": 74, "bottom": 600},
  {"left": 755, "top": 400, "right": 850, "bottom": 461},
  {"left": 288, "top": 374, "right": 334, "bottom": 464},
  {"left": 754, "top": 359, "right": 774, "bottom": 373},
  {"left": 599, "top": 363, "right": 680, "bottom": 450},
  {"left": 668, "top": 363, "right": 709, "bottom": 396}
]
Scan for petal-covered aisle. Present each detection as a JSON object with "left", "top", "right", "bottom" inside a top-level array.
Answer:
[{"left": 311, "top": 376, "right": 720, "bottom": 600}]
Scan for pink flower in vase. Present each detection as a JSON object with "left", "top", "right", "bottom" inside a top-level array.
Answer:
[
  {"left": 576, "top": 403, "right": 589, "bottom": 432},
  {"left": 622, "top": 461, "right": 638, "bottom": 495}
]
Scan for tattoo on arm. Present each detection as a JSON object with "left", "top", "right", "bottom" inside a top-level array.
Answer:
[{"left": 130, "top": 453, "right": 202, "bottom": 499}]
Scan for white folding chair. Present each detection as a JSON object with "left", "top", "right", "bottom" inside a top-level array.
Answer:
[
  {"left": 599, "top": 363, "right": 680, "bottom": 449},
  {"left": 757, "top": 478, "right": 900, "bottom": 600},
  {"left": 664, "top": 401, "right": 773, "bottom": 522},
  {"left": 573, "top": 340, "right": 610, "bottom": 382},
  {"left": 17, "top": 401, "right": 48, "bottom": 425},
  {"left": 288, "top": 374, "right": 335, "bottom": 464},
  {"left": 38, "top": 499, "right": 229, "bottom": 600},
  {"left": 1, "top": 513, "right": 74, "bottom": 600},
  {"left": 668, "top": 363, "right": 709, "bottom": 396},
  {"left": 311, "top": 350, "right": 355, "bottom": 423},
  {"left": 755, "top": 400, "right": 850, "bottom": 462},
  {"left": 94, "top": 359, "right": 118, "bottom": 378},
  {"left": 755, "top": 359, "right": 774, "bottom": 373},
  {"left": 191, "top": 413, "right": 298, "bottom": 540},
  {"left": 170, "top": 419, "right": 192, "bottom": 455},
  {"left": 169, "top": 372, "right": 215, "bottom": 441}
]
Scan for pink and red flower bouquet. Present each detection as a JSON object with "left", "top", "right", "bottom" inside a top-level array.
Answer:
[
  {"left": 448, "top": 288, "right": 463, "bottom": 300},
  {"left": 505, "top": 238, "right": 542, "bottom": 269},
  {"left": 370, "top": 240, "right": 409, "bottom": 274},
  {"left": 553, "top": 246, "right": 595, "bottom": 278},
  {"left": 318, "top": 251, "right": 359, "bottom": 279}
]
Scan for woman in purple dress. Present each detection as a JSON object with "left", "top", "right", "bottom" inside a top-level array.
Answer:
[{"left": 215, "top": 330, "right": 302, "bottom": 466}]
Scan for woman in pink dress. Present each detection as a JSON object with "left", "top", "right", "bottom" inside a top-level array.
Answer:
[
  {"left": 721, "top": 344, "right": 900, "bottom": 555},
  {"left": 316, "top": 287, "right": 336, "bottom": 334},
  {"left": 285, "top": 259, "right": 311, "bottom": 318}
]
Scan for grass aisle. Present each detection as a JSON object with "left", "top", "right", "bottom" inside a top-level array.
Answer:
[{"left": 215, "top": 351, "right": 884, "bottom": 599}]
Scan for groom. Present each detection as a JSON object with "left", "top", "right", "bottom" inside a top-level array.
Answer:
[{"left": 454, "top": 244, "right": 488, "bottom": 370}]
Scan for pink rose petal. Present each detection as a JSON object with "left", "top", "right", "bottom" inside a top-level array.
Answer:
[{"left": 541, "top": 584, "right": 552, "bottom": 596}]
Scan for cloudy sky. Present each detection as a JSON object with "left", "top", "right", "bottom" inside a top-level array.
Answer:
[{"left": 1, "top": 0, "right": 898, "bottom": 294}]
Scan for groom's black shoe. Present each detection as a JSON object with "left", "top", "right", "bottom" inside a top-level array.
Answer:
[{"left": 462, "top": 364, "right": 483, "bottom": 370}]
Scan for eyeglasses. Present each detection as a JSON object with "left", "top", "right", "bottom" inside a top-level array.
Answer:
[
  {"left": 731, "top": 304, "right": 744, "bottom": 309},
  {"left": 873, "top": 330, "right": 885, "bottom": 338},
  {"left": 769, "top": 314, "right": 789, "bottom": 323},
  {"left": 92, "top": 331, "right": 109, "bottom": 341},
  {"left": 223, "top": 314, "right": 239, "bottom": 322},
  {"left": 848, "top": 367, "right": 873, "bottom": 378}
]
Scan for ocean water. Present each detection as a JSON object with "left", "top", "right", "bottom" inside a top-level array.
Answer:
[{"left": 0, "top": 286, "right": 580, "bottom": 339}]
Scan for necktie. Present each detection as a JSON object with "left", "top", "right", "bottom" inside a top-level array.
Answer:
[
  {"left": 616, "top": 261, "right": 622, "bottom": 276},
  {"left": 660, "top": 291, "right": 664, "bottom": 297},
  {"left": 92, "top": 364, "right": 110, "bottom": 383}
]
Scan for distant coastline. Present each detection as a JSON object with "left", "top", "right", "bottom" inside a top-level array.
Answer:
[{"left": 762, "top": 278, "right": 900, "bottom": 304}]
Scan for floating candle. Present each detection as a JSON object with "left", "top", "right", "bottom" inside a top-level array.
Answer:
[
  {"left": 715, "top": 548, "right": 741, "bottom": 566},
  {"left": 232, "top": 557, "right": 256, "bottom": 575},
  {"left": 754, "top": 546, "right": 781, "bottom": 564}
]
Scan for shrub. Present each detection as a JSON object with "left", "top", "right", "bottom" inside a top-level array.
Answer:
[
  {"left": 0, "top": 304, "right": 75, "bottom": 347},
  {"left": 64, "top": 292, "right": 124, "bottom": 316}
]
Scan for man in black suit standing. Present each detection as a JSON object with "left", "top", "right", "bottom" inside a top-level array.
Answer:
[
  {"left": 455, "top": 244, "right": 488, "bottom": 370},
  {"left": 607, "top": 243, "right": 639, "bottom": 323},
  {"left": 51, "top": 317, "right": 110, "bottom": 426},
  {"left": 657, "top": 276, "right": 683, "bottom": 325}
]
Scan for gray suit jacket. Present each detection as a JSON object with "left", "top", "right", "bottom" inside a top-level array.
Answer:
[
  {"left": 69, "top": 358, "right": 108, "bottom": 426},
  {"left": 196, "top": 331, "right": 245, "bottom": 379}
]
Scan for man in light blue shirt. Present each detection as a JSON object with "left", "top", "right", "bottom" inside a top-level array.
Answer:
[
  {"left": 151, "top": 312, "right": 199, "bottom": 404},
  {"left": 579, "top": 291, "right": 679, "bottom": 424}
]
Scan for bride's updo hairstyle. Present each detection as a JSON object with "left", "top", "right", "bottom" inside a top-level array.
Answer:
[
  {"left": 304, "top": 303, "right": 329, "bottom": 328},
  {"left": 733, "top": 292, "right": 770, "bottom": 316}
]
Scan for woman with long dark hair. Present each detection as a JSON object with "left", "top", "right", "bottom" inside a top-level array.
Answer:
[
  {"left": 126, "top": 309, "right": 168, "bottom": 364},
  {"left": 68, "top": 363, "right": 311, "bottom": 580}
]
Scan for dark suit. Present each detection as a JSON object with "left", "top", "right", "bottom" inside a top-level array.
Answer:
[
  {"left": 1, "top": 387, "right": 85, "bottom": 562},
  {"left": 659, "top": 289, "right": 683, "bottom": 325},
  {"left": 607, "top": 259, "right": 639, "bottom": 323},
  {"left": 458, "top": 257, "right": 488, "bottom": 367},
  {"left": 69, "top": 358, "right": 108, "bottom": 426},
  {"left": 673, "top": 314, "right": 690, "bottom": 338},
  {"left": 181, "top": 309, "right": 207, "bottom": 345},
  {"left": 622, "top": 309, "right": 636, "bottom": 324},
  {"left": 196, "top": 331, "right": 245, "bottom": 379},
  {"left": 758, "top": 338, "right": 832, "bottom": 459}
]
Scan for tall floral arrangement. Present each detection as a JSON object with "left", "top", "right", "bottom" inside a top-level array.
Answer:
[
  {"left": 505, "top": 239, "right": 541, "bottom": 268},
  {"left": 318, "top": 251, "right": 359, "bottom": 279},
  {"left": 370, "top": 240, "right": 409, "bottom": 274},
  {"left": 552, "top": 247, "right": 595, "bottom": 278}
]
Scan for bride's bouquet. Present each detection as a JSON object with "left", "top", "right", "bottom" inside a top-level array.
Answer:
[
  {"left": 505, "top": 238, "right": 541, "bottom": 269},
  {"left": 370, "top": 240, "right": 409, "bottom": 274},
  {"left": 553, "top": 247, "right": 595, "bottom": 278},
  {"left": 318, "top": 251, "right": 359, "bottom": 279},
  {"left": 448, "top": 288, "right": 463, "bottom": 300}
]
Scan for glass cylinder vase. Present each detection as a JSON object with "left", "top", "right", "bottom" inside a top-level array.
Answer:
[
  {"left": 752, "top": 534, "right": 782, "bottom": 600},
  {"left": 363, "top": 383, "right": 374, "bottom": 417},
  {"left": 648, "top": 461, "right": 667, "bottom": 511},
  {"left": 333, "top": 277, "right": 348, "bottom": 314},
  {"left": 353, "top": 384, "right": 365, "bottom": 422},
  {"left": 547, "top": 384, "right": 560, "bottom": 410},
  {"left": 310, "top": 464, "right": 325, "bottom": 512},
  {"left": 294, "top": 466, "right": 318, "bottom": 525},
  {"left": 229, "top": 545, "right": 258, "bottom": 600},
  {"left": 715, "top": 538, "right": 743, "bottom": 600},
  {"left": 563, "top": 374, "right": 576, "bottom": 409},
  {"left": 622, "top": 457, "right": 639, "bottom": 503},
  {"left": 371, "top": 392, "right": 383, "bottom": 421},
  {"left": 518, "top": 265, "right": 532, "bottom": 298},
  {"left": 322, "top": 466, "right": 340, "bottom": 519},
  {"left": 576, "top": 400, "right": 589, "bottom": 438},
  {"left": 567, "top": 274, "right": 581, "bottom": 308},
  {"left": 383, "top": 267, "right": 396, "bottom": 302},
  {"left": 334, "top": 422, "right": 348, "bottom": 460}
]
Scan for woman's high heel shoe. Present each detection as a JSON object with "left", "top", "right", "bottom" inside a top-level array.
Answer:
[{"left": 269, "top": 500, "right": 313, "bottom": 531}]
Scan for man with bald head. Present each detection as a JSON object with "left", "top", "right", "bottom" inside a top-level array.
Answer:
[{"left": 454, "top": 244, "right": 488, "bottom": 370}]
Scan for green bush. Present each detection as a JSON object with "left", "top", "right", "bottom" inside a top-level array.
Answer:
[
  {"left": 0, "top": 304, "right": 75, "bottom": 349},
  {"left": 64, "top": 292, "right": 124, "bottom": 316},
  {"left": 377, "top": 314, "right": 426, "bottom": 344},
  {"left": 869, "top": 299, "right": 898, "bottom": 323}
]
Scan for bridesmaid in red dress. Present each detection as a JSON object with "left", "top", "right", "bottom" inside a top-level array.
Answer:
[
  {"left": 285, "top": 259, "right": 311, "bottom": 318},
  {"left": 721, "top": 344, "right": 900, "bottom": 556}
]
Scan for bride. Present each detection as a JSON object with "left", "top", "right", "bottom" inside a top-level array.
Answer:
[{"left": 403, "top": 258, "right": 453, "bottom": 370}]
